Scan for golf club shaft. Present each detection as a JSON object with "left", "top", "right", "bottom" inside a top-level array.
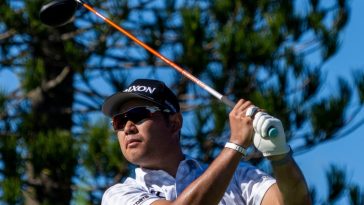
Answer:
[
  {"left": 77, "top": 0, "right": 235, "bottom": 108},
  {"left": 76, "top": 0, "right": 278, "bottom": 137}
]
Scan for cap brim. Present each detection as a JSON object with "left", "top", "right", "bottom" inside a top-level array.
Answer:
[{"left": 102, "top": 92, "right": 165, "bottom": 117}]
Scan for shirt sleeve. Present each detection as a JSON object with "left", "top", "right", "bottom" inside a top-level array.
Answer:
[
  {"left": 235, "top": 163, "right": 276, "bottom": 205},
  {"left": 102, "top": 179, "right": 161, "bottom": 205}
]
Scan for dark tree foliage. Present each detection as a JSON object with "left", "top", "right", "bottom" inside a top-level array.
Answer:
[{"left": 0, "top": 0, "right": 363, "bottom": 204}]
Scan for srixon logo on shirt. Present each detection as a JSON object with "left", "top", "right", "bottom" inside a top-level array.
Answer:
[
  {"left": 132, "top": 194, "right": 150, "bottom": 205},
  {"left": 124, "top": 85, "right": 157, "bottom": 94}
]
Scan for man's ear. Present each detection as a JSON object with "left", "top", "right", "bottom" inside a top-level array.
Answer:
[{"left": 169, "top": 112, "right": 183, "bottom": 133}]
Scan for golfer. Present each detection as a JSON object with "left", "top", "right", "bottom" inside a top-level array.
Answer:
[{"left": 101, "top": 79, "right": 311, "bottom": 205}]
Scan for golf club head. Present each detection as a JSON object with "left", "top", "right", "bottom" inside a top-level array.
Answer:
[{"left": 39, "top": 0, "right": 79, "bottom": 27}]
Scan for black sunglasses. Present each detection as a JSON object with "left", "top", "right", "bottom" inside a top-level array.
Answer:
[{"left": 112, "top": 106, "right": 169, "bottom": 131}]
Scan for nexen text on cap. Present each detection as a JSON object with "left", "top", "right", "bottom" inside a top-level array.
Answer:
[{"left": 102, "top": 79, "right": 180, "bottom": 117}]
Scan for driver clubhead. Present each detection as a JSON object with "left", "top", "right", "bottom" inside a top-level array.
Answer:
[{"left": 39, "top": 0, "right": 78, "bottom": 27}]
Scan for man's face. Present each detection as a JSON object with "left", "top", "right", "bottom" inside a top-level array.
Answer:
[{"left": 115, "top": 100, "right": 180, "bottom": 168}]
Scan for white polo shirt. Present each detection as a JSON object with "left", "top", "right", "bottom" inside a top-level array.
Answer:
[{"left": 102, "top": 158, "right": 275, "bottom": 205}]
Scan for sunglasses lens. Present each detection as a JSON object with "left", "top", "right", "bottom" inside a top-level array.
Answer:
[
  {"left": 112, "top": 107, "right": 158, "bottom": 131},
  {"left": 112, "top": 114, "right": 127, "bottom": 131}
]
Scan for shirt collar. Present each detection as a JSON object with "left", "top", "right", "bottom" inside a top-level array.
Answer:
[{"left": 134, "top": 157, "right": 204, "bottom": 185}]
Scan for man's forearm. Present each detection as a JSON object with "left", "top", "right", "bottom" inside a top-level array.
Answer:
[{"left": 269, "top": 153, "right": 312, "bottom": 205}]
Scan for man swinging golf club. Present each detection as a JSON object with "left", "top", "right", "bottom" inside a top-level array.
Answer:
[{"left": 101, "top": 79, "right": 311, "bottom": 205}]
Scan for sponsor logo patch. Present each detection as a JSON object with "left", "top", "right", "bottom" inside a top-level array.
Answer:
[{"left": 124, "top": 85, "right": 157, "bottom": 94}]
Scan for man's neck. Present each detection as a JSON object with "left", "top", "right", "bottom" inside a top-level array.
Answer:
[{"left": 140, "top": 151, "right": 185, "bottom": 178}]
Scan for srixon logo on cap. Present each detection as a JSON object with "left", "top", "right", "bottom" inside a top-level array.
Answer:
[{"left": 124, "top": 85, "right": 157, "bottom": 94}]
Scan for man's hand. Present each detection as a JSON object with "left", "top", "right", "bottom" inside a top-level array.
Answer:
[
  {"left": 246, "top": 108, "right": 312, "bottom": 205},
  {"left": 252, "top": 112, "right": 290, "bottom": 156},
  {"left": 229, "top": 99, "right": 255, "bottom": 148}
]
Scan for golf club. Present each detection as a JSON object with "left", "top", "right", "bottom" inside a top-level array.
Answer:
[{"left": 39, "top": 0, "right": 278, "bottom": 138}]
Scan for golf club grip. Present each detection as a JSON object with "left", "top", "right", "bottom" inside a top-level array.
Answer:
[{"left": 221, "top": 96, "right": 278, "bottom": 138}]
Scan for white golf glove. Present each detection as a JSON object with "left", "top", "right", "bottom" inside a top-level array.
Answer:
[{"left": 252, "top": 112, "right": 290, "bottom": 156}]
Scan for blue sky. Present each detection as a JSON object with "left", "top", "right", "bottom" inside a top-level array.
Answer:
[{"left": 296, "top": 0, "right": 364, "bottom": 202}]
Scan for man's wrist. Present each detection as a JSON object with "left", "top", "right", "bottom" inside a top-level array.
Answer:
[
  {"left": 268, "top": 148, "right": 293, "bottom": 166},
  {"left": 225, "top": 142, "right": 247, "bottom": 156}
]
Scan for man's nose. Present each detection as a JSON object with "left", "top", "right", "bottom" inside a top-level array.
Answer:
[{"left": 124, "top": 120, "right": 138, "bottom": 135}]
